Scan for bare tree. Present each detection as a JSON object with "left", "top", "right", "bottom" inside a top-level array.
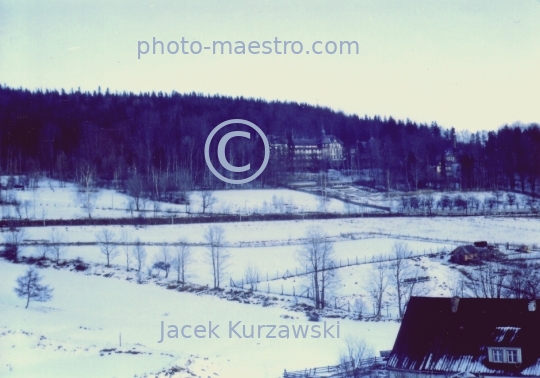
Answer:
[
  {"left": 14, "top": 268, "right": 53, "bottom": 309},
  {"left": 200, "top": 190, "right": 217, "bottom": 214},
  {"left": 77, "top": 163, "right": 98, "bottom": 218},
  {"left": 158, "top": 245, "right": 171, "bottom": 278},
  {"left": 351, "top": 297, "right": 365, "bottom": 319},
  {"left": 506, "top": 263, "right": 540, "bottom": 299},
  {"left": 181, "top": 136, "right": 196, "bottom": 184},
  {"left": 388, "top": 242, "right": 430, "bottom": 317},
  {"left": 132, "top": 238, "right": 147, "bottom": 272},
  {"left": 172, "top": 240, "right": 192, "bottom": 284},
  {"left": 423, "top": 193, "right": 435, "bottom": 215},
  {"left": 367, "top": 261, "right": 389, "bottom": 316},
  {"left": 13, "top": 199, "right": 23, "bottom": 219},
  {"left": 49, "top": 229, "right": 65, "bottom": 263},
  {"left": 23, "top": 200, "right": 31, "bottom": 219},
  {"left": 297, "top": 227, "right": 337, "bottom": 309},
  {"left": 204, "top": 225, "right": 228, "bottom": 288},
  {"left": 120, "top": 229, "right": 132, "bottom": 271},
  {"left": 96, "top": 228, "right": 118, "bottom": 267},
  {"left": 338, "top": 337, "right": 375, "bottom": 378},
  {"left": 244, "top": 263, "right": 259, "bottom": 290},
  {"left": 389, "top": 242, "right": 411, "bottom": 317},
  {"left": 465, "top": 261, "right": 509, "bottom": 298},
  {"left": 35, "top": 244, "right": 52, "bottom": 259},
  {"left": 126, "top": 172, "right": 144, "bottom": 211},
  {"left": 152, "top": 201, "right": 162, "bottom": 218},
  {"left": 3, "top": 227, "right": 27, "bottom": 261},
  {"left": 399, "top": 265, "right": 432, "bottom": 315}
]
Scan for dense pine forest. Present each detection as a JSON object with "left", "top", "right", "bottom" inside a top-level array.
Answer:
[{"left": 0, "top": 86, "right": 539, "bottom": 198}]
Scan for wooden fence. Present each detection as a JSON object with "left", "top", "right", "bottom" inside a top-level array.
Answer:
[{"left": 283, "top": 357, "right": 385, "bottom": 378}]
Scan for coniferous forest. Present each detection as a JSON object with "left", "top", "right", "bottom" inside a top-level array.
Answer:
[{"left": 0, "top": 86, "right": 539, "bottom": 198}]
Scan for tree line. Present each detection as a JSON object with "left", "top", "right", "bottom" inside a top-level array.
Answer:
[{"left": 0, "top": 85, "right": 539, "bottom": 195}]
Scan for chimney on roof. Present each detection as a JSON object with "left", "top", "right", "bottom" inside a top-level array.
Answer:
[
  {"left": 528, "top": 300, "right": 536, "bottom": 312},
  {"left": 451, "top": 296, "right": 460, "bottom": 313}
]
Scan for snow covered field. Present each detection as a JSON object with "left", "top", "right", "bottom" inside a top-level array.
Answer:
[
  {"left": 0, "top": 260, "right": 400, "bottom": 378},
  {"left": 2, "top": 182, "right": 540, "bottom": 377},
  {"left": 0, "top": 180, "right": 379, "bottom": 220}
]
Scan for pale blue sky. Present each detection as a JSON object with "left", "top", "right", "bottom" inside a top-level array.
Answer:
[{"left": 1, "top": 0, "right": 539, "bottom": 131}]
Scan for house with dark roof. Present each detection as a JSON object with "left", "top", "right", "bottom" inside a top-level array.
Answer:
[
  {"left": 449, "top": 244, "right": 502, "bottom": 265},
  {"left": 450, "top": 245, "right": 480, "bottom": 264},
  {"left": 387, "top": 297, "right": 540, "bottom": 378}
]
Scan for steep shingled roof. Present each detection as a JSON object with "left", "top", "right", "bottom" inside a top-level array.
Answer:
[{"left": 388, "top": 297, "right": 540, "bottom": 376}]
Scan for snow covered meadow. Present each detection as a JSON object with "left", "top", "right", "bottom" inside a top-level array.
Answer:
[
  {"left": 1, "top": 181, "right": 540, "bottom": 377},
  {"left": 0, "top": 179, "right": 380, "bottom": 221}
]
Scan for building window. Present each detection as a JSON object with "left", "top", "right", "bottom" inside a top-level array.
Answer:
[
  {"left": 492, "top": 349, "right": 504, "bottom": 362},
  {"left": 488, "top": 347, "right": 521, "bottom": 364},
  {"left": 507, "top": 349, "right": 518, "bottom": 363}
]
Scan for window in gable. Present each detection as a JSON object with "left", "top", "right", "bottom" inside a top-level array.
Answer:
[
  {"left": 507, "top": 349, "right": 518, "bottom": 363},
  {"left": 488, "top": 347, "right": 522, "bottom": 364},
  {"left": 492, "top": 349, "right": 504, "bottom": 363}
]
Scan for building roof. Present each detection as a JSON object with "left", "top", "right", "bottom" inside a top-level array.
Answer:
[
  {"left": 452, "top": 245, "right": 479, "bottom": 256},
  {"left": 388, "top": 297, "right": 540, "bottom": 376},
  {"left": 269, "top": 134, "right": 342, "bottom": 147}
]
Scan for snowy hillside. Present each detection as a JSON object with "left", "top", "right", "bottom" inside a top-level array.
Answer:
[
  {"left": 0, "top": 179, "right": 381, "bottom": 220},
  {"left": 0, "top": 260, "right": 400, "bottom": 377}
]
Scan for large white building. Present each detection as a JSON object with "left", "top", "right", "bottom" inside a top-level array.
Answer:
[{"left": 269, "top": 129, "right": 344, "bottom": 171}]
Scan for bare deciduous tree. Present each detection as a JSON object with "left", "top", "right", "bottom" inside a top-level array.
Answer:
[
  {"left": 159, "top": 245, "right": 171, "bottom": 278},
  {"left": 367, "top": 261, "right": 389, "bottom": 316},
  {"left": 172, "top": 240, "right": 192, "bottom": 284},
  {"left": 388, "top": 242, "right": 430, "bottom": 317},
  {"left": 298, "top": 227, "right": 337, "bottom": 309},
  {"left": 3, "top": 227, "right": 27, "bottom": 261},
  {"left": 23, "top": 200, "right": 31, "bottom": 219},
  {"left": 200, "top": 190, "right": 217, "bottom": 214},
  {"left": 132, "top": 238, "right": 147, "bottom": 272},
  {"left": 244, "top": 263, "right": 259, "bottom": 290},
  {"left": 204, "top": 225, "right": 228, "bottom": 288},
  {"left": 14, "top": 268, "right": 53, "bottom": 309},
  {"left": 465, "top": 261, "right": 509, "bottom": 298},
  {"left": 351, "top": 297, "right": 366, "bottom": 319},
  {"left": 126, "top": 172, "right": 144, "bottom": 211},
  {"left": 389, "top": 242, "right": 411, "bottom": 317},
  {"left": 49, "top": 229, "right": 65, "bottom": 263},
  {"left": 338, "top": 337, "right": 375, "bottom": 378},
  {"left": 13, "top": 199, "right": 23, "bottom": 219},
  {"left": 506, "top": 263, "right": 540, "bottom": 299},
  {"left": 96, "top": 228, "right": 118, "bottom": 267},
  {"left": 77, "top": 163, "right": 98, "bottom": 218},
  {"left": 36, "top": 244, "right": 52, "bottom": 259},
  {"left": 120, "top": 229, "right": 132, "bottom": 271}
]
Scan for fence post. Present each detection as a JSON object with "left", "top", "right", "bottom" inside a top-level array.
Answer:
[{"left": 281, "top": 285, "right": 284, "bottom": 295}]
